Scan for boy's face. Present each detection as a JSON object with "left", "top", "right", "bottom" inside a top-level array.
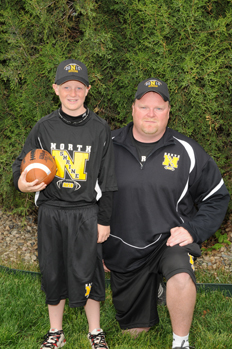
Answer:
[{"left": 53, "top": 80, "right": 91, "bottom": 116}]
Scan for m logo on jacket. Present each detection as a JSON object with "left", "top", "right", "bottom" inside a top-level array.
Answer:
[{"left": 162, "top": 153, "right": 180, "bottom": 171}]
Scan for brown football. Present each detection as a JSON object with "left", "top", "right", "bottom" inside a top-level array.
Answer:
[{"left": 20, "top": 149, "right": 57, "bottom": 185}]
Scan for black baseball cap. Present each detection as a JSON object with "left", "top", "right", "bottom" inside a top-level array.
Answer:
[
  {"left": 135, "top": 78, "right": 170, "bottom": 102},
  {"left": 55, "top": 59, "right": 89, "bottom": 87}
]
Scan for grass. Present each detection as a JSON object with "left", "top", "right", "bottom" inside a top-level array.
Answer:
[
  {"left": 195, "top": 268, "right": 232, "bottom": 284},
  {"left": 1, "top": 267, "right": 232, "bottom": 349}
]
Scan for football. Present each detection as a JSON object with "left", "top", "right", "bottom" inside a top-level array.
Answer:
[{"left": 20, "top": 149, "right": 57, "bottom": 185}]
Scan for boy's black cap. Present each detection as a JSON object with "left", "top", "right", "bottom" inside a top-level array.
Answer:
[
  {"left": 135, "top": 78, "right": 170, "bottom": 102},
  {"left": 55, "top": 59, "right": 89, "bottom": 87}
]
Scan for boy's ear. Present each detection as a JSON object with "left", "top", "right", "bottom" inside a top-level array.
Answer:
[
  {"left": 85, "top": 85, "right": 91, "bottom": 96},
  {"left": 52, "top": 84, "right": 59, "bottom": 96}
]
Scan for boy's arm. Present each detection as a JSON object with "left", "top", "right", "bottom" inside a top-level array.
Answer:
[
  {"left": 12, "top": 120, "right": 44, "bottom": 191},
  {"left": 97, "top": 191, "right": 113, "bottom": 243},
  {"left": 97, "top": 224, "right": 110, "bottom": 243},
  {"left": 18, "top": 169, "right": 47, "bottom": 193},
  {"left": 97, "top": 191, "right": 113, "bottom": 225}
]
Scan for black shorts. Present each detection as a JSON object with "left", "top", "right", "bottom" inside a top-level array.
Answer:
[
  {"left": 38, "top": 204, "right": 105, "bottom": 307},
  {"left": 110, "top": 242, "right": 201, "bottom": 329}
]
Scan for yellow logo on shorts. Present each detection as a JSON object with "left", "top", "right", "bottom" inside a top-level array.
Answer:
[
  {"left": 85, "top": 283, "right": 92, "bottom": 298},
  {"left": 188, "top": 253, "right": 195, "bottom": 271}
]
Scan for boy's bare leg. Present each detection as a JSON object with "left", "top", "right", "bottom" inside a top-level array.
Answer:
[
  {"left": 48, "top": 299, "right": 66, "bottom": 330},
  {"left": 84, "top": 299, "right": 101, "bottom": 332}
]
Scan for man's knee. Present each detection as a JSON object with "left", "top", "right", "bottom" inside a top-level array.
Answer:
[{"left": 167, "top": 272, "right": 194, "bottom": 290}]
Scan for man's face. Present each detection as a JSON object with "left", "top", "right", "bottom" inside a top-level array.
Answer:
[
  {"left": 53, "top": 80, "right": 91, "bottom": 116},
  {"left": 132, "top": 92, "right": 170, "bottom": 142}
]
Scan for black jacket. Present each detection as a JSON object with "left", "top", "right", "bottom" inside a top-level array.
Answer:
[
  {"left": 103, "top": 123, "right": 230, "bottom": 272},
  {"left": 12, "top": 109, "right": 117, "bottom": 208}
]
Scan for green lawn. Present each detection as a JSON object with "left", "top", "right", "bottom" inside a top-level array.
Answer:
[{"left": 0, "top": 268, "right": 232, "bottom": 349}]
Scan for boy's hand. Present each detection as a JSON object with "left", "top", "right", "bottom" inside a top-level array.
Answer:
[
  {"left": 18, "top": 169, "right": 47, "bottom": 193},
  {"left": 97, "top": 224, "right": 110, "bottom": 243}
]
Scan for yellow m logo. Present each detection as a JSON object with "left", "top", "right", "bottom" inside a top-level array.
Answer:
[
  {"left": 70, "top": 64, "right": 77, "bottom": 72},
  {"left": 188, "top": 253, "right": 195, "bottom": 271},
  {"left": 162, "top": 153, "right": 180, "bottom": 171},
  {"left": 52, "top": 150, "right": 89, "bottom": 180},
  {"left": 149, "top": 81, "right": 158, "bottom": 87},
  {"left": 85, "top": 283, "right": 92, "bottom": 298}
]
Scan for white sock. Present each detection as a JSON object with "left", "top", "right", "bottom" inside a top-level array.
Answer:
[
  {"left": 90, "top": 328, "right": 103, "bottom": 335},
  {"left": 172, "top": 333, "right": 189, "bottom": 348}
]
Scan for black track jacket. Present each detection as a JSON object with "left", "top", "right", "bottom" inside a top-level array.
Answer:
[
  {"left": 103, "top": 123, "right": 230, "bottom": 272},
  {"left": 12, "top": 109, "right": 117, "bottom": 208}
]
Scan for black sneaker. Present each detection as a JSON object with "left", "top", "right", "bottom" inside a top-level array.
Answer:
[
  {"left": 157, "top": 279, "right": 166, "bottom": 305},
  {"left": 87, "top": 328, "right": 109, "bottom": 348},
  {"left": 40, "top": 328, "right": 66, "bottom": 348}
]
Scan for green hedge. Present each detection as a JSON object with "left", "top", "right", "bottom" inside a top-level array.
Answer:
[{"left": 0, "top": 0, "right": 231, "bottom": 214}]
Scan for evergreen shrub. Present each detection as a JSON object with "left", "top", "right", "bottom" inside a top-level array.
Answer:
[{"left": 0, "top": 0, "right": 231, "bottom": 215}]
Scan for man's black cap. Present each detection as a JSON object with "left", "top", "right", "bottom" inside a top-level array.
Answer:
[
  {"left": 55, "top": 59, "right": 89, "bottom": 87},
  {"left": 135, "top": 78, "right": 170, "bottom": 102}
]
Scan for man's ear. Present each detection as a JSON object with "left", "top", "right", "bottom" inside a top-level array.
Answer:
[{"left": 132, "top": 102, "right": 135, "bottom": 116}]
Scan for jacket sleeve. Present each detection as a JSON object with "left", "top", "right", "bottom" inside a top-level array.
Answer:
[
  {"left": 97, "top": 191, "right": 113, "bottom": 225},
  {"left": 12, "top": 122, "right": 42, "bottom": 191},
  {"left": 181, "top": 157, "right": 230, "bottom": 244},
  {"left": 97, "top": 123, "right": 118, "bottom": 193}
]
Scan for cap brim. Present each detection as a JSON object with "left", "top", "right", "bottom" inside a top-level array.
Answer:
[{"left": 55, "top": 75, "right": 89, "bottom": 87}]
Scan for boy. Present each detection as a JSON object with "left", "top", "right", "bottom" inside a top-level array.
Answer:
[{"left": 12, "top": 59, "right": 117, "bottom": 349}]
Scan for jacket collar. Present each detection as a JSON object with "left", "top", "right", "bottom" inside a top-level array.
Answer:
[{"left": 112, "top": 122, "right": 175, "bottom": 148}]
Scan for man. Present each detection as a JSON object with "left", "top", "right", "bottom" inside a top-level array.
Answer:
[{"left": 103, "top": 78, "right": 230, "bottom": 349}]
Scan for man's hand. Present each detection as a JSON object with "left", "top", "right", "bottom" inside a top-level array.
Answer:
[
  {"left": 18, "top": 169, "right": 47, "bottom": 193},
  {"left": 102, "top": 260, "right": 111, "bottom": 272},
  {"left": 166, "top": 226, "right": 193, "bottom": 247},
  {"left": 97, "top": 224, "right": 110, "bottom": 243}
]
